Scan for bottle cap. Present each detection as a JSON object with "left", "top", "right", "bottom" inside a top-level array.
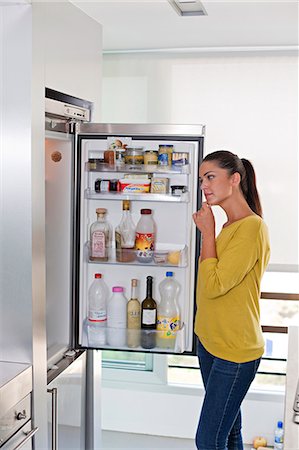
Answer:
[
  {"left": 112, "top": 286, "right": 124, "bottom": 292},
  {"left": 141, "top": 208, "right": 152, "bottom": 214},
  {"left": 131, "top": 279, "right": 138, "bottom": 287},
  {"left": 94, "top": 273, "right": 102, "bottom": 279},
  {"left": 277, "top": 421, "right": 283, "bottom": 428},
  {"left": 96, "top": 208, "right": 107, "bottom": 215},
  {"left": 166, "top": 271, "right": 173, "bottom": 277}
]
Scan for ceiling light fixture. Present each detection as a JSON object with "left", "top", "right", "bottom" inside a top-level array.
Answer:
[{"left": 168, "top": 0, "right": 207, "bottom": 17}]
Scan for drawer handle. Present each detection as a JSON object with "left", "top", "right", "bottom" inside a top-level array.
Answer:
[
  {"left": 12, "top": 426, "right": 39, "bottom": 450},
  {"left": 16, "top": 410, "right": 27, "bottom": 421}
]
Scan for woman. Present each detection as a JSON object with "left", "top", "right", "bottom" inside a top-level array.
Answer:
[{"left": 193, "top": 150, "right": 270, "bottom": 450}]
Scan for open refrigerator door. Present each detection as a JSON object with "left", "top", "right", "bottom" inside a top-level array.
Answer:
[{"left": 74, "top": 124, "right": 204, "bottom": 354}]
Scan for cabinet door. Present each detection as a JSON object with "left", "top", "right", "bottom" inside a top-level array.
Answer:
[
  {"left": 47, "top": 354, "right": 86, "bottom": 450},
  {"left": 74, "top": 125, "right": 204, "bottom": 355}
]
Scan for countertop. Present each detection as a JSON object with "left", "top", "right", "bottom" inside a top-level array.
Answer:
[{"left": 0, "top": 361, "right": 32, "bottom": 415}]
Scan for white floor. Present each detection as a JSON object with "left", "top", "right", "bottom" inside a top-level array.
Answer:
[
  {"left": 102, "top": 430, "right": 197, "bottom": 449},
  {"left": 57, "top": 426, "right": 254, "bottom": 449}
]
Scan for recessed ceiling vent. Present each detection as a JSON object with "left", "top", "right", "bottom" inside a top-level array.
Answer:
[{"left": 168, "top": 0, "right": 207, "bottom": 17}]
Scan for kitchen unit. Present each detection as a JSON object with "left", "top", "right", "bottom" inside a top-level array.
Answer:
[{"left": 0, "top": 363, "right": 37, "bottom": 449}]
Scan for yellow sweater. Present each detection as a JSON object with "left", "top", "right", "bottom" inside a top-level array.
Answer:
[{"left": 195, "top": 215, "right": 270, "bottom": 363}]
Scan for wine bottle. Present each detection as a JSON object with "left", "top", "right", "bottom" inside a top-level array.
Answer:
[
  {"left": 127, "top": 279, "right": 141, "bottom": 348},
  {"left": 141, "top": 275, "right": 157, "bottom": 349}
]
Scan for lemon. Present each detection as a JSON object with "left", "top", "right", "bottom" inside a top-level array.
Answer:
[{"left": 167, "top": 250, "right": 180, "bottom": 265}]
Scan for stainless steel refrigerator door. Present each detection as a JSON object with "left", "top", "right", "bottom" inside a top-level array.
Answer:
[
  {"left": 45, "top": 131, "right": 75, "bottom": 366},
  {"left": 74, "top": 123, "right": 204, "bottom": 355}
]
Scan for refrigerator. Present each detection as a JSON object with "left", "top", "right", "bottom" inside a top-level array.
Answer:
[{"left": 45, "top": 89, "right": 204, "bottom": 448}]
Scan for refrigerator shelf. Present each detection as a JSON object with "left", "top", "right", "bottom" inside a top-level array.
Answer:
[
  {"left": 83, "top": 321, "right": 186, "bottom": 354},
  {"left": 86, "top": 162, "right": 190, "bottom": 175},
  {"left": 85, "top": 243, "right": 188, "bottom": 268},
  {"left": 85, "top": 189, "right": 189, "bottom": 203}
]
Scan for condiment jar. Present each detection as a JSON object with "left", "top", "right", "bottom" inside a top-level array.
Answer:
[
  {"left": 144, "top": 150, "right": 158, "bottom": 166},
  {"left": 125, "top": 148, "right": 144, "bottom": 165}
]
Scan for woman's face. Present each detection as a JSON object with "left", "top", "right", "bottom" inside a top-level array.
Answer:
[{"left": 199, "top": 160, "right": 236, "bottom": 206}]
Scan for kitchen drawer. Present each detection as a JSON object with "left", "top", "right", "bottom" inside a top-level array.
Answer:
[{"left": 0, "top": 395, "right": 31, "bottom": 447}]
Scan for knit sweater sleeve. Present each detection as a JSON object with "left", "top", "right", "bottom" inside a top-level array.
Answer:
[{"left": 199, "top": 222, "right": 260, "bottom": 299}]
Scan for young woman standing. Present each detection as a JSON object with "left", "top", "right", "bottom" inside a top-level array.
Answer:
[{"left": 193, "top": 150, "right": 270, "bottom": 450}]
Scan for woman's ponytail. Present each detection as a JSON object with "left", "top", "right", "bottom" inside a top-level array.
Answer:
[
  {"left": 203, "top": 150, "right": 263, "bottom": 217},
  {"left": 240, "top": 158, "right": 263, "bottom": 217}
]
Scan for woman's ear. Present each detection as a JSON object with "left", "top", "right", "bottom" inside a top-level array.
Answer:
[{"left": 231, "top": 172, "right": 241, "bottom": 186}]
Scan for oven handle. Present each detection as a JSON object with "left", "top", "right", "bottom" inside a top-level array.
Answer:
[
  {"left": 12, "top": 426, "right": 39, "bottom": 450},
  {"left": 47, "top": 387, "right": 58, "bottom": 450}
]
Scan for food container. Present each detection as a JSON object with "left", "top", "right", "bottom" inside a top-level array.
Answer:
[
  {"left": 153, "top": 251, "right": 169, "bottom": 264},
  {"left": 171, "top": 185, "right": 187, "bottom": 196},
  {"left": 150, "top": 178, "right": 169, "bottom": 194},
  {"left": 144, "top": 150, "right": 158, "bottom": 165},
  {"left": 172, "top": 152, "right": 189, "bottom": 166},
  {"left": 119, "top": 178, "right": 151, "bottom": 193},
  {"left": 158, "top": 144, "right": 173, "bottom": 166},
  {"left": 124, "top": 147, "right": 144, "bottom": 165}
]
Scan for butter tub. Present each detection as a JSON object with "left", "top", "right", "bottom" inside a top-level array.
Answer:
[{"left": 119, "top": 178, "right": 151, "bottom": 193}]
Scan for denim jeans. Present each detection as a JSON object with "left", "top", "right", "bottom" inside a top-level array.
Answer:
[{"left": 196, "top": 339, "right": 261, "bottom": 450}]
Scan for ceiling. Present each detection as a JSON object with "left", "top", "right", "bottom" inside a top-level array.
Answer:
[{"left": 72, "top": 0, "right": 299, "bottom": 52}]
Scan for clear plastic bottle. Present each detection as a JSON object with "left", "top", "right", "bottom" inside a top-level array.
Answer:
[
  {"left": 86, "top": 273, "right": 108, "bottom": 346},
  {"left": 157, "top": 271, "right": 181, "bottom": 350},
  {"left": 135, "top": 208, "right": 155, "bottom": 263},
  {"left": 90, "top": 208, "right": 112, "bottom": 262},
  {"left": 274, "top": 421, "right": 284, "bottom": 450},
  {"left": 107, "top": 286, "right": 127, "bottom": 347},
  {"left": 115, "top": 200, "right": 136, "bottom": 262}
]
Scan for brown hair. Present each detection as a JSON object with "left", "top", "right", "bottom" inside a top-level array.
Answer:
[{"left": 203, "top": 150, "right": 263, "bottom": 217}]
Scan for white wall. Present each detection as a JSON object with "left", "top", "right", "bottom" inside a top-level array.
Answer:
[{"left": 102, "top": 50, "right": 299, "bottom": 269}]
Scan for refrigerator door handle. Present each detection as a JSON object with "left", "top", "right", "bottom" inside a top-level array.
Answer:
[
  {"left": 47, "top": 387, "right": 58, "bottom": 450},
  {"left": 11, "top": 427, "right": 39, "bottom": 450}
]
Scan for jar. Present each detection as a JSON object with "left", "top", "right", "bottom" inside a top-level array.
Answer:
[
  {"left": 144, "top": 150, "right": 158, "bottom": 166},
  {"left": 158, "top": 145, "right": 173, "bottom": 166},
  {"left": 104, "top": 149, "right": 115, "bottom": 165},
  {"left": 124, "top": 148, "right": 144, "bottom": 165}
]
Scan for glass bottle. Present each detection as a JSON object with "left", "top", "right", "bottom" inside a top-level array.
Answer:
[
  {"left": 141, "top": 276, "right": 157, "bottom": 349},
  {"left": 115, "top": 200, "right": 136, "bottom": 262},
  {"left": 156, "top": 271, "right": 181, "bottom": 350},
  {"left": 90, "top": 208, "right": 112, "bottom": 262},
  {"left": 127, "top": 279, "right": 141, "bottom": 348},
  {"left": 135, "top": 209, "right": 155, "bottom": 263}
]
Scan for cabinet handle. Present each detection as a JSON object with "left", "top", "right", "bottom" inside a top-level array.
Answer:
[
  {"left": 47, "top": 388, "right": 58, "bottom": 450},
  {"left": 12, "top": 426, "right": 39, "bottom": 450}
]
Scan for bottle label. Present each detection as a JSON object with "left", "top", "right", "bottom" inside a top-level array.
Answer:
[
  {"left": 135, "top": 232, "right": 154, "bottom": 259},
  {"left": 88, "top": 309, "right": 107, "bottom": 322},
  {"left": 156, "top": 315, "right": 180, "bottom": 338},
  {"left": 142, "top": 309, "right": 156, "bottom": 326},
  {"left": 91, "top": 231, "right": 105, "bottom": 257}
]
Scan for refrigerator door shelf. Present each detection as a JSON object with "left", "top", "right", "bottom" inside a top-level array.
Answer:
[
  {"left": 85, "top": 189, "right": 189, "bottom": 203},
  {"left": 82, "top": 321, "right": 186, "bottom": 354},
  {"left": 86, "top": 162, "right": 190, "bottom": 175},
  {"left": 85, "top": 243, "right": 188, "bottom": 267}
]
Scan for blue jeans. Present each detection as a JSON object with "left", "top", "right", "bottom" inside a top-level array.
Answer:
[{"left": 196, "top": 339, "right": 261, "bottom": 450}]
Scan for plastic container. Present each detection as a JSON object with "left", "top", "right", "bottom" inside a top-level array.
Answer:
[
  {"left": 135, "top": 209, "right": 155, "bottom": 263},
  {"left": 86, "top": 273, "right": 108, "bottom": 346},
  {"left": 107, "top": 286, "right": 127, "bottom": 347},
  {"left": 156, "top": 272, "right": 181, "bottom": 349},
  {"left": 153, "top": 251, "right": 168, "bottom": 264},
  {"left": 274, "top": 421, "right": 284, "bottom": 450}
]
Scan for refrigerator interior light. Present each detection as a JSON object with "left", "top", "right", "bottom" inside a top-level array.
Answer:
[{"left": 168, "top": 0, "right": 208, "bottom": 17}]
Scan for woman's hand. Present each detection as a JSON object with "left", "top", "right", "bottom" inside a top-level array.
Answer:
[
  {"left": 193, "top": 203, "right": 217, "bottom": 260},
  {"left": 192, "top": 202, "right": 215, "bottom": 238}
]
